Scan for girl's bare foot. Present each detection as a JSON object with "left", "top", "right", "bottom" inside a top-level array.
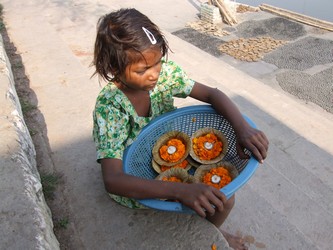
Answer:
[{"left": 220, "top": 230, "right": 248, "bottom": 250}]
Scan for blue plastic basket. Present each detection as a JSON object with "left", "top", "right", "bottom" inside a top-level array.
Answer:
[{"left": 123, "top": 105, "right": 259, "bottom": 213}]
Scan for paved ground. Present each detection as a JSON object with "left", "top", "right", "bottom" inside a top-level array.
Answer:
[
  {"left": 173, "top": 10, "right": 333, "bottom": 114},
  {"left": 1, "top": 0, "right": 333, "bottom": 249}
]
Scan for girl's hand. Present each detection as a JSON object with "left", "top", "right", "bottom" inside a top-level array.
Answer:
[
  {"left": 189, "top": 83, "right": 269, "bottom": 163},
  {"left": 235, "top": 125, "right": 269, "bottom": 163},
  {"left": 176, "top": 183, "right": 227, "bottom": 217}
]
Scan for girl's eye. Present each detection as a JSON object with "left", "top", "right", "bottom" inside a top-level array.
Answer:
[{"left": 136, "top": 70, "right": 146, "bottom": 75}]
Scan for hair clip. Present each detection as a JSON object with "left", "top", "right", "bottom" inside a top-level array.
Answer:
[{"left": 142, "top": 27, "right": 157, "bottom": 45}]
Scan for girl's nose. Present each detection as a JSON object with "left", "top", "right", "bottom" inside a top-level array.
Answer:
[{"left": 149, "top": 67, "right": 160, "bottom": 81}]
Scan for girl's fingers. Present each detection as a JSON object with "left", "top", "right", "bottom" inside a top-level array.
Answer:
[
  {"left": 254, "top": 134, "right": 269, "bottom": 161},
  {"left": 194, "top": 206, "right": 207, "bottom": 218},
  {"left": 250, "top": 144, "right": 264, "bottom": 163},
  {"left": 193, "top": 201, "right": 214, "bottom": 217},
  {"left": 236, "top": 143, "right": 250, "bottom": 160},
  {"left": 202, "top": 200, "right": 216, "bottom": 216},
  {"left": 192, "top": 187, "right": 227, "bottom": 217},
  {"left": 237, "top": 131, "right": 269, "bottom": 163},
  {"left": 203, "top": 188, "right": 227, "bottom": 215},
  {"left": 209, "top": 190, "right": 226, "bottom": 212},
  {"left": 257, "top": 131, "right": 269, "bottom": 151}
]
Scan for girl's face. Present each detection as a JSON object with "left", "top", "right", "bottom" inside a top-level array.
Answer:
[{"left": 118, "top": 47, "right": 163, "bottom": 91}]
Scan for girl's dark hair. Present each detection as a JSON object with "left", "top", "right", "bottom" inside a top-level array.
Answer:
[{"left": 92, "top": 8, "right": 169, "bottom": 82}]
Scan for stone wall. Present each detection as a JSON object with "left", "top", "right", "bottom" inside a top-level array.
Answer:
[{"left": 0, "top": 34, "right": 59, "bottom": 249}]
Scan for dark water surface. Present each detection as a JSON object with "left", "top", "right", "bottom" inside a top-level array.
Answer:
[{"left": 235, "top": 0, "right": 333, "bottom": 22}]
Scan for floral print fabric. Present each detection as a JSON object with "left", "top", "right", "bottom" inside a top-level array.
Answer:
[
  {"left": 93, "top": 60, "right": 195, "bottom": 208},
  {"left": 93, "top": 59, "right": 195, "bottom": 161}
]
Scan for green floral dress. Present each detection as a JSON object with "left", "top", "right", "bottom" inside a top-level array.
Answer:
[{"left": 93, "top": 59, "right": 195, "bottom": 208}]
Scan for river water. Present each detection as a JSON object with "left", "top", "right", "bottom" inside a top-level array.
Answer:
[{"left": 235, "top": 0, "right": 333, "bottom": 22}]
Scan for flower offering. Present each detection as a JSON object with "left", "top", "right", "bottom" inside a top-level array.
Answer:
[
  {"left": 156, "top": 168, "right": 194, "bottom": 184},
  {"left": 159, "top": 138, "right": 186, "bottom": 163},
  {"left": 192, "top": 133, "right": 223, "bottom": 161},
  {"left": 190, "top": 128, "right": 228, "bottom": 164},
  {"left": 202, "top": 166, "right": 231, "bottom": 189},
  {"left": 161, "top": 176, "right": 182, "bottom": 182},
  {"left": 194, "top": 162, "right": 239, "bottom": 189},
  {"left": 160, "top": 159, "right": 189, "bottom": 172},
  {"left": 152, "top": 131, "right": 191, "bottom": 166}
]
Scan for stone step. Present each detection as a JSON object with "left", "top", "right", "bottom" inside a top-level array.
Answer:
[
  {"left": 1, "top": 1, "right": 230, "bottom": 249},
  {"left": 169, "top": 32, "right": 333, "bottom": 249}
]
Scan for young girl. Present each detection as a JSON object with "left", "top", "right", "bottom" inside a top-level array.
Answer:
[{"left": 92, "top": 8, "right": 268, "bottom": 250}]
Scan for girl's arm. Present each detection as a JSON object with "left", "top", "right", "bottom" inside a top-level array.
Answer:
[
  {"left": 101, "top": 158, "right": 228, "bottom": 217},
  {"left": 189, "top": 82, "right": 269, "bottom": 163}
]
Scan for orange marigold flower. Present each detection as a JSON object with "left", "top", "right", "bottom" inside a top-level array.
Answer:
[
  {"left": 202, "top": 167, "right": 232, "bottom": 189},
  {"left": 159, "top": 138, "right": 186, "bottom": 163},
  {"left": 192, "top": 133, "right": 223, "bottom": 161},
  {"left": 162, "top": 176, "right": 182, "bottom": 182},
  {"left": 161, "top": 160, "right": 188, "bottom": 172}
]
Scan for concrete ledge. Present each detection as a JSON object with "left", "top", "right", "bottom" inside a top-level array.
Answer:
[{"left": 0, "top": 34, "right": 59, "bottom": 249}]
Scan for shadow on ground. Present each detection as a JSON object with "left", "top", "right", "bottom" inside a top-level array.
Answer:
[{"left": 48, "top": 96, "right": 333, "bottom": 249}]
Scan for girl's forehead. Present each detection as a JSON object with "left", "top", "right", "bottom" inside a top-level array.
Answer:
[{"left": 128, "top": 48, "right": 162, "bottom": 67}]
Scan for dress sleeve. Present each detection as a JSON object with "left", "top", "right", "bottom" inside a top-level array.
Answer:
[
  {"left": 159, "top": 60, "right": 195, "bottom": 98},
  {"left": 93, "top": 104, "right": 131, "bottom": 161}
]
